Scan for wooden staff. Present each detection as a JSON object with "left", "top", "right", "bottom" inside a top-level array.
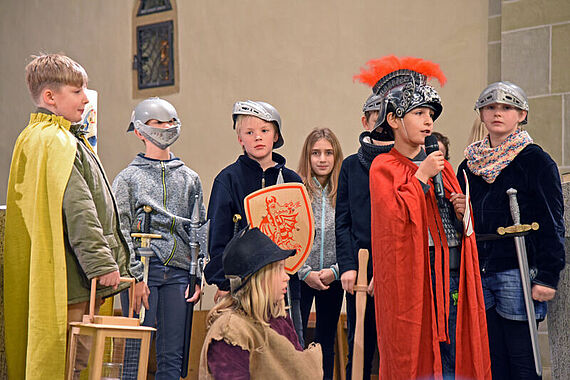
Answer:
[{"left": 352, "top": 249, "right": 369, "bottom": 380}]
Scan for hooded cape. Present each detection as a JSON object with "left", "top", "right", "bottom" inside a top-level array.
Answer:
[
  {"left": 370, "top": 148, "right": 490, "bottom": 380},
  {"left": 4, "top": 113, "right": 76, "bottom": 379}
]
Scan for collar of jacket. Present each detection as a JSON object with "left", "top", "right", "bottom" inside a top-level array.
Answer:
[
  {"left": 238, "top": 152, "right": 287, "bottom": 172},
  {"left": 357, "top": 131, "right": 393, "bottom": 170},
  {"left": 136, "top": 152, "right": 180, "bottom": 162}
]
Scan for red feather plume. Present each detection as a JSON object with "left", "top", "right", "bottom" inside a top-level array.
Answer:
[{"left": 354, "top": 55, "right": 447, "bottom": 87}]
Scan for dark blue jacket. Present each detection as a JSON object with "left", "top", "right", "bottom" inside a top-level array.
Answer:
[
  {"left": 335, "top": 154, "right": 375, "bottom": 279},
  {"left": 457, "top": 144, "right": 565, "bottom": 288},
  {"left": 204, "top": 153, "right": 302, "bottom": 291}
]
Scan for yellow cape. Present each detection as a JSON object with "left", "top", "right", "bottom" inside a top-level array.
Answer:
[{"left": 4, "top": 113, "right": 76, "bottom": 379}]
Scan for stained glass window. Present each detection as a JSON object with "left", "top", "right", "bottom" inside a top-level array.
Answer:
[
  {"left": 137, "top": 0, "right": 172, "bottom": 16},
  {"left": 135, "top": 21, "right": 175, "bottom": 89}
]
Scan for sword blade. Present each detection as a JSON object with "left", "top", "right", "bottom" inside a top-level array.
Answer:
[
  {"left": 506, "top": 188, "right": 542, "bottom": 376},
  {"left": 513, "top": 235, "right": 542, "bottom": 376}
]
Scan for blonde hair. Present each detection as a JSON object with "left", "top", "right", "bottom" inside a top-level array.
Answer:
[
  {"left": 25, "top": 53, "right": 88, "bottom": 104},
  {"left": 235, "top": 115, "right": 278, "bottom": 136},
  {"left": 468, "top": 114, "right": 488, "bottom": 144},
  {"left": 207, "top": 261, "right": 286, "bottom": 328},
  {"left": 297, "top": 128, "right": 343, "bottom": 207}
]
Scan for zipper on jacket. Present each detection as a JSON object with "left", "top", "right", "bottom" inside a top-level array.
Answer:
[
  {"left": 262, "top": 172, "right": 266, "bottom": 188},
  {"left": 161, "top": 161, "right": 177, "bottom": 265},
  {"left": 320, "top": 186, "right": 326, "bottom": 270}
]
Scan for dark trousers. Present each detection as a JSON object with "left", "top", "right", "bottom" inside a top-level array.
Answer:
[
  {"left": 300, "top": 280, "right": 344, "bottom": 380},
  {"left": 345, "top": 290, "right": 377, "bottom": 380},
  {"left": 486, "top": 306, "right": 542, "bottom": 380},
  {"left": 121, "top": 259, "right": 188, "bottom": 380}
]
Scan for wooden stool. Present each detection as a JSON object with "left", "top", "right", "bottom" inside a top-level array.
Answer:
[{"left": 66, "top": 277, "right": 155, "bottom": 380}]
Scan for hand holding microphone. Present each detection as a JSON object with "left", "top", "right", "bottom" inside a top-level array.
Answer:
[{"left": 418, "top": 135, "right": 445, "bottom": 200}]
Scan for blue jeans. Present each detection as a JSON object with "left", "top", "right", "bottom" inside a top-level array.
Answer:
[
  {"left": 440, "top": 271, "right": 459, "bottom": 379},
  {"left": 121, "top": 258, "right": 189, "bottom": 380},
  {"left": 481, "top": 268, "right": 547, "bottom": 320},
  {"left": 482, "top": 269, "right": 545, "bottom": 379}
]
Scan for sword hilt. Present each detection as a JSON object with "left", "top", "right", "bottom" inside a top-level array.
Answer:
[
  {"left": 497, "top": 222, "right": 539, "bottom": 236},
  {"left": 131, "top": 232, "right": 162, "bottom": 249},
  {"left": 233, "top": 214, "right": 242, "bottom": 237},
  {"left": 507, "top": 188, "right": 521, "bottom": 225}
]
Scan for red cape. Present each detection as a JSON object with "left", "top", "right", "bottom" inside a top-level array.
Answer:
[{"left": 370, "top": 148, "right": 491, "bottom": 380}]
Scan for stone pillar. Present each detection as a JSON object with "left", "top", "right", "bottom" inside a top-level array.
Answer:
[
  {"left": 0, "top": 206, "right": 7, "bottom": 378},
  {"left": 548, "top": 182, "right": 570, "bottom": 379}
]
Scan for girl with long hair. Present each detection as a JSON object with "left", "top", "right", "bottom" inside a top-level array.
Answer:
[{"left": 296, "top": 127, "right": 344, "bottom": 380}]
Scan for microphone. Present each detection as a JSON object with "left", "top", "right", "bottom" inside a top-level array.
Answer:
[{"left": 424, "top": 135, "right": 445, "bottom": 200}]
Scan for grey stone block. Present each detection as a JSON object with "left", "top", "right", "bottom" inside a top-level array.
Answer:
[
  {"left": 548, "top": 182, "right": 570, "bottom": 380},
  {"left": 489, "top": 0, "right": 501, "bottom": 17},
  {"left": 502, "top": 27, "right": 550, "bottom": 96}
]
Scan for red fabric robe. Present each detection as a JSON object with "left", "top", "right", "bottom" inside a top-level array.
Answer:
[{"left": 369, "top": 148, "right": 491, "bottom": 380}]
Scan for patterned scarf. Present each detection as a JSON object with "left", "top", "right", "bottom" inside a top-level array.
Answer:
[{"left": 465, "top": 128, "right": 533, "bottom": 183}]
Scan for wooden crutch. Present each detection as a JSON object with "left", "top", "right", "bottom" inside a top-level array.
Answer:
[{"left": 352, "top": 249, "right": 369, "bottom": 380}]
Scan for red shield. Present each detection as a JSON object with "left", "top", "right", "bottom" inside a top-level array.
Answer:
[{"left": 244, "top": 183, "right": 314, "bottom": 274}]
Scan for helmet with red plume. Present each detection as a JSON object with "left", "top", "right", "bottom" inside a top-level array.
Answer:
[{"left": 354, "top": 55, "right": 446, "bottom": 140}]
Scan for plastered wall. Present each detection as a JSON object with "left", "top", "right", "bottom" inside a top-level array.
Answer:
[{"left": 0, "top": 0, "right": 488, "bottom": 205}]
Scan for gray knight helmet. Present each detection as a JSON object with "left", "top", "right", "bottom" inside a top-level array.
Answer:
[
  {"left": 362, "top": 94, "right": 382, "bottom": 113},
  {"left": 127, "top": 97, "right": 180, "bottom": 132},
  {"left": 232, "top": 100, "right": 284, "bottom": 148},
  {"left": 354, "top": 56, "right": 446, "bottom": 141},
  {"left": 475, "top": 81, "right": 529, "bottom": 124}
]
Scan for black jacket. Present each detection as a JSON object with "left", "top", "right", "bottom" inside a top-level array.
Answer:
[
  {"left": 335, "top": 133, "right": 393, "bottom": 279},
  {"left": 457, "top": 144, "right": 565, "bottom": 288},
  {"left": 204, "top": 153, "right": 302, "bottom": 290}
]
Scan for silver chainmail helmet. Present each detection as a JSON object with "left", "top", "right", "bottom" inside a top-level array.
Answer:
[
  {"left": 362, "top": 94, "right": 382, "bottom": 113},
  {"left": 475, "top": 81, "right": 529, "bottom": 124},
  {"left": 372, "top": 70, "right": 443, "bottom": 138},
  {"left": 232, "top": 100, "right": 283, "bottom": 148},
  {"left": 127, "top": 97, "right": 181, "bottom": 149}
]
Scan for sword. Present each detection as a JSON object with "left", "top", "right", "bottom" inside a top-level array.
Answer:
[
  {"left": 130, "top": 205, "right": 161, "bottom": 323},
  {"left": 352, "top": 249, "right": 369, "bottom": 380},
  {"left": 181, "top": 195, "right": 209, "bottom": 378},
  {"left": 497, "top": 188, "right": 542, "bottom": 376}
]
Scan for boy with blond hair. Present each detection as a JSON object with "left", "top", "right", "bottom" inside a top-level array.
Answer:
[
  {"left": 4, "top": 53, "right": 131, "bottom": 379},
  {"left": 204, "top": 100, "right": 304, "bottom": 344}
]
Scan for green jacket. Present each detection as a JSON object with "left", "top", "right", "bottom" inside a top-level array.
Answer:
[{"left": 63, "top": 124, "right": 131, "bottom": 303}]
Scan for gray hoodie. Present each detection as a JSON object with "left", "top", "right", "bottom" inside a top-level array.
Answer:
[
  {"left": 112, "top": 153, "right": 206, "bottom": 281},
  {"left": 298, "top": 179, "right": 339, "bottom": 281}
]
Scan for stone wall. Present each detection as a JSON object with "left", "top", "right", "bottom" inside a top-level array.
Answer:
[
  {"left": 549, "top": 182, "right": 570, "bottom": 379},
  {"left": 500, "top": 0, "right": 570, "bottom": 168}
]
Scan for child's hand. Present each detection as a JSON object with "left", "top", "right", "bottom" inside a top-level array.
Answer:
[
  {"left": 305, "top": 271, "right": 329, "bottom": 290},
  {"left": 319, "top": 268, "right": 336, "bottom": 286},
  {"left": 98, "top": 270, "right": 121, "bottom": 289},
  {"left": 367, "top": 277, "right": 374, "bottom": 297},
  {"left": 132, "top": 281, "right": 150, "bottom": 313},
  {"left": 532, "top": 284, "right": 556, "bottom": 302},
  {"left": 341, "top": 270, "right": 357, "bottom": 294},
  {"left": 415, "top": 151, "right": 444, "bottom": 184},
  {"left": 450, "top": 192, "right": 466, "bottom": 220},
  {"left": 214, "top": 289, "right": 229, "bottom": 303},
  {"left": 186, "top": 284, "right": 201, "bottom": 303}
]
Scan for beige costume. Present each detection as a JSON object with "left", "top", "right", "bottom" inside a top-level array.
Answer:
[{"left": 199, "top": 311, "right": 322, "bottom": 379}]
